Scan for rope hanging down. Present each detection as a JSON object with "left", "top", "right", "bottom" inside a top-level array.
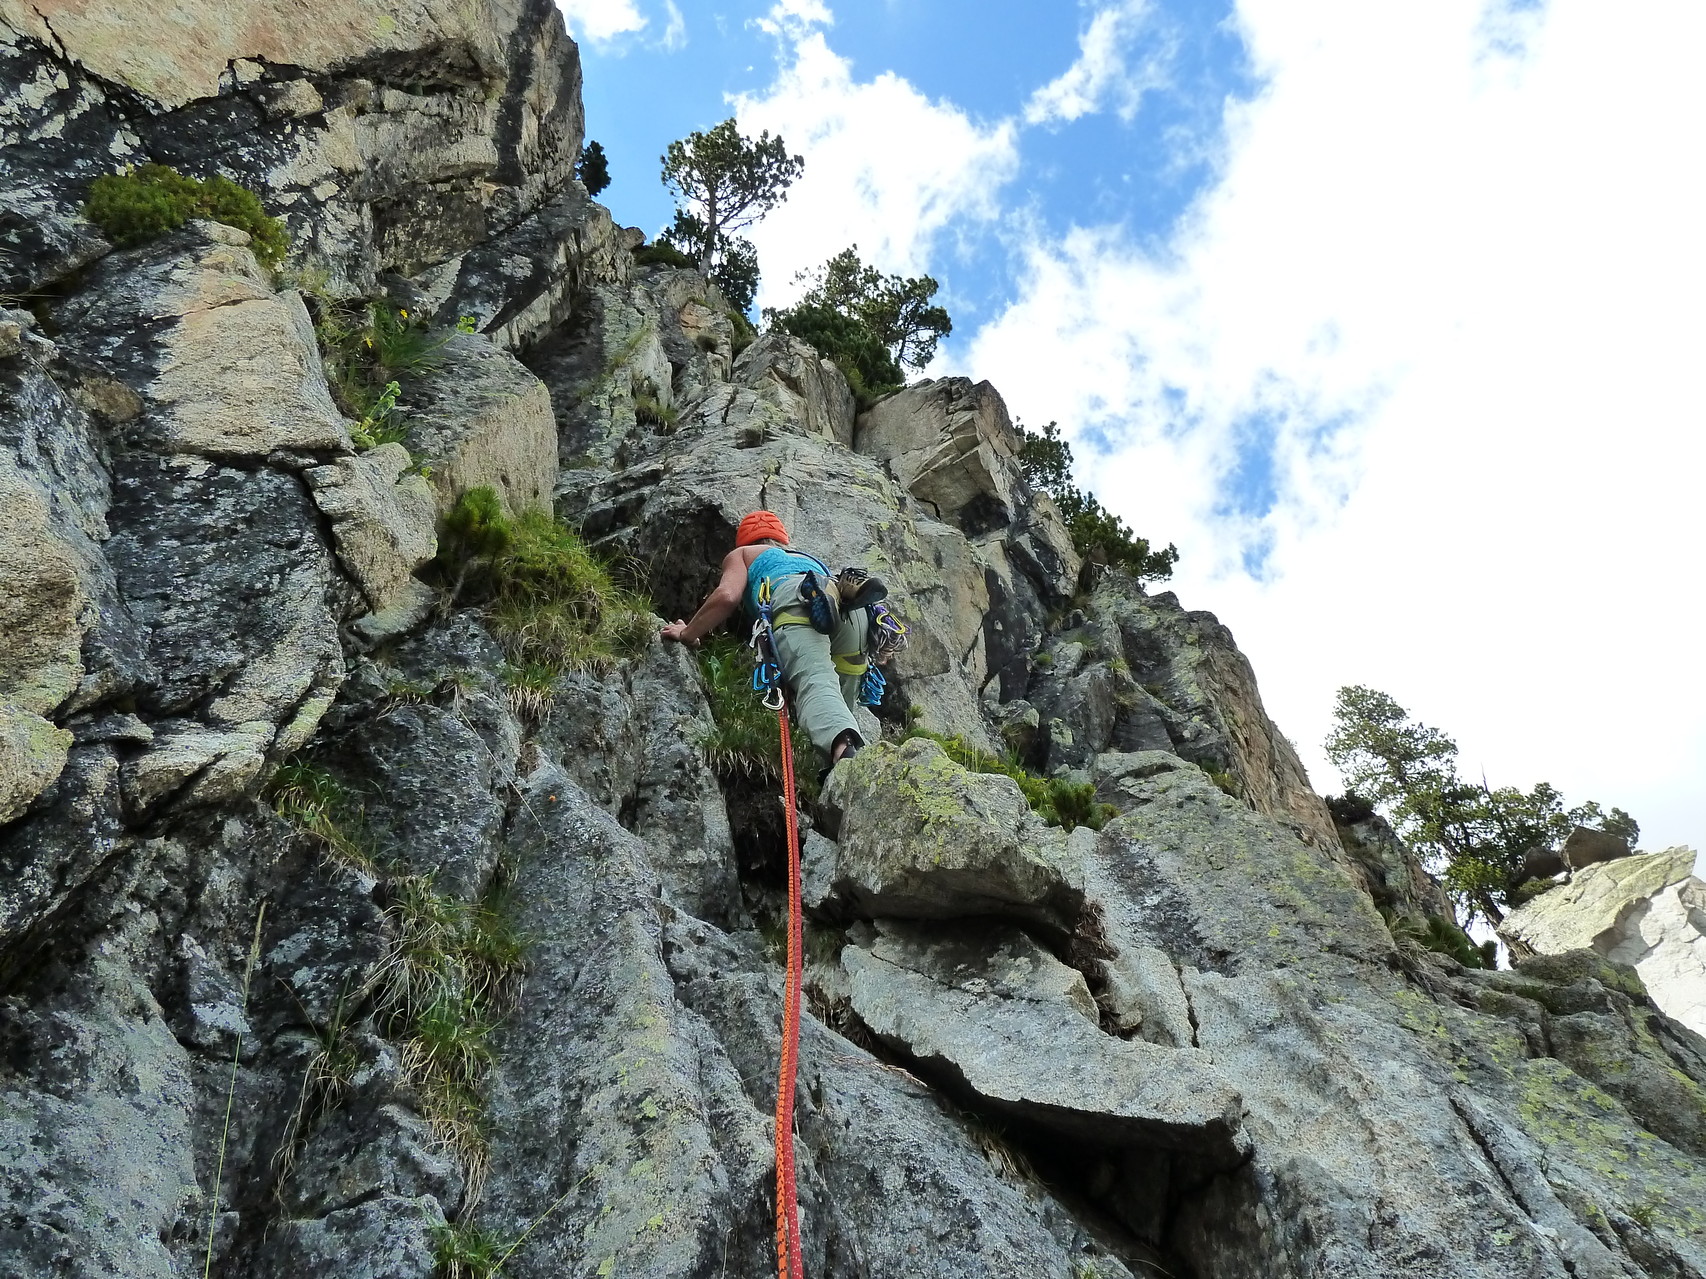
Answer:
[
  {"left": 751, "top": 578, "right": 804, "bottom": 1278},
  {"left": 773, "top": 702, "right": 805, "bottom": 1279}
]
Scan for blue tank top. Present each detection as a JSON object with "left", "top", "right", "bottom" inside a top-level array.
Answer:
[{"left": 746, "top": 546, "right": 830, "bottom": 614}]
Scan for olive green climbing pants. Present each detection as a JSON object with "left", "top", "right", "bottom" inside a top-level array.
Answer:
[{"left": 766, "top": 574, "right": 870, "bottom": 755}]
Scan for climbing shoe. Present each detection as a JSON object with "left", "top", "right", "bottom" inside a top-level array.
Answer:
[{"left": 819, "top": 730, "right": 863, "bottom": 785}]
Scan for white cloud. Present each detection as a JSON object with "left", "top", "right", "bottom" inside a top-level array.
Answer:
[
  {"left": 732, "top": 27, "right": 1019, "bottom": 307},
  {"left": 1025, "top": 0, "right": 1169, "bottom": 125},
  {"left": 657, "top": 0, "right": 686, "bottom": 51},
  {"left": 754, "top": 0, "right": 834, "bottom": 41},
  {"left": 555, "top": 0, "right": 647, "bottom": 44},
  {"left": 962, "top": 0, "right": 1706, "bottom": 849}
]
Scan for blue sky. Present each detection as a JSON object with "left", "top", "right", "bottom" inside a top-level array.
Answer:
[
  {"left": 563, "top": 0, "right": 1706, "bottom": 857},
  {"left": 579, "top": 1, "right": 1253, "bottom": 331}
]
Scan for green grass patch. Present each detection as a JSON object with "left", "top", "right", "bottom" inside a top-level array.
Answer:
[
  {"left": 695, "top": 633, "right": 819, "bottom": 798},
  {"left": 266, "top": 761, "right": 378, "bottom": 874},
  {"left": 378, "top": 874, "right": 526, "bottom": 1195},
  {"left": 85, "top": 163, "right": 289, "bottom": 268},
  {"left": 437, "top": 488, "right": 652, "bottom": 675},
  {"left": 901, "top": 728, "right": 1117, "bottom": 833},
  {"left": 633, "top": 392, "right": 679, "bottom": 429}
]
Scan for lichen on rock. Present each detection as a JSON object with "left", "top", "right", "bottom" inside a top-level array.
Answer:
[{"left": 3, "top": 5, "right": 1704, "bottom": 1278}]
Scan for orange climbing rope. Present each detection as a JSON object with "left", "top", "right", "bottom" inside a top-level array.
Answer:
[{"left": 773, "top": 703, "right": 805, "bottom": 1279}]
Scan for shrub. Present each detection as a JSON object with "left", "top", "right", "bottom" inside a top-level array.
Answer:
[
  {"left": 437, "top": 489, "right": 652, "bottom": 674},
  {"left": 633, "top": 241, "right": 695, "bottom": 270},
  {"left": 725, "top": 307, "right": 757, "bottom": 356},
  {"left": 902, "top": 728, "right": 1117, "bottom": 833},
  {"left": 1387, "top": 910, "right": 1492, "bottom": 970},
  {"left": 1017, "top": 420, "right": 1177, "bottom": 584},
  {"left": 769, "top": 302, "right": 902, "bottom": 407},
  {"left": 576, "top": 139, "right": 610, "bottom": 197},
  {"left": 85, "top": 164, "right": 288, "bottom": 268},
  {"left": 1326, "top": 791, "right": 1377, "bottom": 825},
  {"left": 309, "top": 296, "right": 467, "bottom": 447}
]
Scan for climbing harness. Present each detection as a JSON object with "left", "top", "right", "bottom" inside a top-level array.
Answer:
[{"left": 751, "top": 578, "right": 805, "bottom": 1277}]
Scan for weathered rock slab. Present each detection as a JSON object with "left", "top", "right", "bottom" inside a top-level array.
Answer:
[
  {"left": 815, "top": 738, "right": 1085, "bottom": 932},
  {"left": 1501, "top": 847, "right": 1706, "bottom": 1037},
  {"left": 305, "top": 442, "right": 438, "bottom": 616},
  {"left": 843, "top": 918, "right": 1250, "bottom": 1167},
  {"left": 405, "top": 331, "right": 555, "bottom": 517},
  {"left": 55, "top": 225, "right": 350, "bottom": 458}
]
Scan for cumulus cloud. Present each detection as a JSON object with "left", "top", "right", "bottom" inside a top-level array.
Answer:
[
  {"left": 754, "top": 0, "right": 834, "bottom": 41},
  {"left": 732, "top": 15, "right": 1019, "bottom": 306},
  {"left": 1025, "top": 0, "right": 1170, "bottom": 125},
  {"left": 555, "top": 0, "right": 647, "bottom": 44},
  {"left": 657, "top": 1, "right": 686, "bottom": 51},
  {"left": 963, "top": 0, "right": 1706, "bottom": 847}
]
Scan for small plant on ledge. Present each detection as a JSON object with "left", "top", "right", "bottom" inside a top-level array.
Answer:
[{"left": 84, "top": 163, "right": 289, "bottom": 268}]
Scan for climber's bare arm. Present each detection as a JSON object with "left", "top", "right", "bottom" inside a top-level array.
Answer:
[{"left": 661, "top": 548, "right": 751, "bottom": 646}]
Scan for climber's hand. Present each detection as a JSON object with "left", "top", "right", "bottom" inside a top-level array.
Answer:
[{"left": 660, "top": 620, "right": 698, "bottom": 647}]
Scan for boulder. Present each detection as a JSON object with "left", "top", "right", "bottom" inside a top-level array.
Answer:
[
  {"left": 1562, "top": 824, "right": 1632, "bottom": 870},
  {"left": 404, "top": 331, "right": 556, "bottom": 518},
  {"left": 842, "top": 918, "right": 1250, "bottom": 1167},
  {"left": 0, "top": 705, "right": 72, "bottom": 825},
  {"left": 1096, "top": 943, "right": 1196, "bottom": 1047},
  {"left": 1500, "top": 847, "right": 1706, "bottom": 1037},
  {"left": 55, "top": 224, "right": 351, "bottom": 458},
  {"left": 119, "top": 720, "right": 275, "bottom": 811},
  {"left": 813, "top": 738, "right": 1086, "bottom": 933},
  {"left": 0, "top": 453, "right": 90, "bottom": 718},
  {"left": 854, "top": 377, "right": 1023, "bottom": 534},
  {"left": 304, "top": 442, "right": 438, "bottom": 617}
]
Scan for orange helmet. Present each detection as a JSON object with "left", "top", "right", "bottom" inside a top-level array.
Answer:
[{"left": 735, "top": 510, "right": 789, "bottom": 547}]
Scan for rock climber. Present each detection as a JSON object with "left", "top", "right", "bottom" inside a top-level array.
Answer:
[{"left": 660, "top": 510, "right": 872, "bottom": 771}]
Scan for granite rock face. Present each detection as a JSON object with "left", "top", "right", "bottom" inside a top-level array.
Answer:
[
  {"left": 4, "top": 5, "right": 1705, "bottom": 1279},
  {"left": 1501, "top": 848, "right": 1706, "bottom": 1037}
]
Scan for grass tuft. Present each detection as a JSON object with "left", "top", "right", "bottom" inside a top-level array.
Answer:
[
  {"left": 695, "top": 634, "right": 818, "bottom": 798},
  {"left": 375, "top": 874, "right": 527, "bottom": 1199},
  {"left": 500, "top": 661, "right": 556, "bottom": 723},
  {"left": 901, "top": 728, "right": 1117, "bottom": 833},
  {"left": 432, "top": 1221, "right": 511, "bottom": 1279},
  {"left": 633, "top": 392, "right": 680, "bottom": 429},
  {"left": 437, "top": 490, "right": 652, "bottom": 676},
  {"left": 266, "top": 761, "right": 378, "bottom": 874}
]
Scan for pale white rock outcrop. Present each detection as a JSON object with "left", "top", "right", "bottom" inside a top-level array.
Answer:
[{"left": 1501, "top": 847, "right": 1706, "bottom": 1037}]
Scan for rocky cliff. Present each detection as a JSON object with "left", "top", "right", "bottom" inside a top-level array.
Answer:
[
  {"left": 1501, "top": 849, "right": 1706, "bottom": 1040},
  {"left": 4, "top": 5, "right": 1705, "bottom": 1278}
]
